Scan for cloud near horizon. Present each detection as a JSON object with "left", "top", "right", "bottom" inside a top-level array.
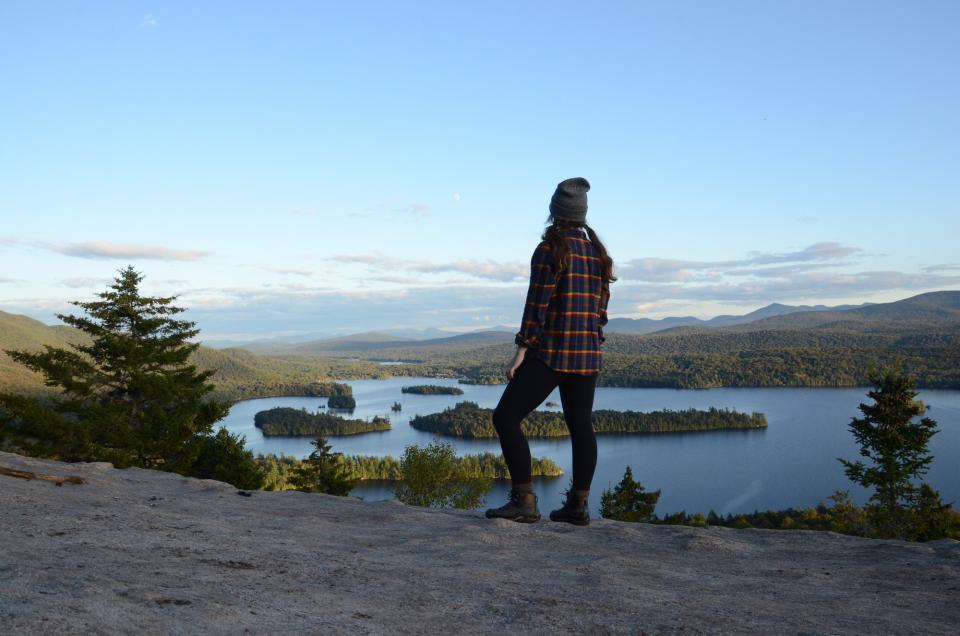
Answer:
[
  {"left": 618, "top": 242, "right": 863, "bottom": 283},
  {"left": 3, "top": 240, "right": 957, "bottom": 338}
]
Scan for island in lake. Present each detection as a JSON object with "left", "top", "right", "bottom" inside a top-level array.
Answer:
[
  {"left": 254, "top": 407, "right": 390, "bottom": 436},
  {"left": 327, "top": 395, "right": 357, "bottom": 409},
  {"left": 409, "top": 401, "right": 767, "bottom": 438},
  {"left": 401, "top": 384, "right": 465, "bottom": 395}
]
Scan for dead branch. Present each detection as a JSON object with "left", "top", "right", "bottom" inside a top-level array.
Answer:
[{"left": 0, "top": 465, "right": 85, "bottom": 486}]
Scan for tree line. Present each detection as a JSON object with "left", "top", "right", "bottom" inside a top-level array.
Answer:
[
  {"left": 409, "top": 401, "right": 766, "bottom": 438},
  {"left": 256, "top": 449, "right": 562, "bottom": 488},
  {"left": 254, "top": 406, "right": 390, "bottom": 436},
  {"left": 401, "top": 384, "right": 464, "bottom": 395}
]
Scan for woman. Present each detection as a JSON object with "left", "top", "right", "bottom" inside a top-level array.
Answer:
[{"left": 485, "top": 177, "right": 615, "bottom": 526}]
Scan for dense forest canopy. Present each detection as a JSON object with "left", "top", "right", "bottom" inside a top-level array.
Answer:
[
  {"left": 409, "top": 401, "right": 766, "bottom": 438},
  {"left": 254, "top": 407, "right": 390, "bottom": 436},
  {"left": 401, "top": 385, "right": 464, "bottom": 395}
]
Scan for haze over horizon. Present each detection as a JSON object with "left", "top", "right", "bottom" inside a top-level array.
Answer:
[{"left": 2, "top": 2, "right": 958, "bottom": 341}]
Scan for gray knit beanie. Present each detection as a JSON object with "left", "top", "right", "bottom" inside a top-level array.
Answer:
[{"left": 549, "top": 177, "right": 590, "bottom": 223}]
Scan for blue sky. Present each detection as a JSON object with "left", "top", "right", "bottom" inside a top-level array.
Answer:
[{"left": 1, "top": 1, "right": 958, "bottom": 342}]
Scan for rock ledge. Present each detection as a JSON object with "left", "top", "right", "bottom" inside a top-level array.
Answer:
[{"left": 1, "top": 451, "right": 958, "bottom": 634}]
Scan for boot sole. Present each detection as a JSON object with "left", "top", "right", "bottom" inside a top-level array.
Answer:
[
  {"left": 485, "top": 512, "right": 541, "bottom": 523},
  {"left": 549, "top": 514, "right": 590, "bottom": 526}
]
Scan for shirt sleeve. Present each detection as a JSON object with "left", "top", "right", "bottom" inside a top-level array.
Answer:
[
  {"left": 598, "top": 279, "right": 610, "bottom": 344},
  {"left": 514, "top": 242, "right": 557, "bottom": 348}
]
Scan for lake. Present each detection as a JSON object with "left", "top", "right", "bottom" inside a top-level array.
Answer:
[{"left": 221, "top": 376, "right": 960, "bottom": 519}]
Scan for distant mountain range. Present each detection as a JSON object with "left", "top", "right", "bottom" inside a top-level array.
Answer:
[
  {"left": 240, "top": 329, "right": 512, "bottom": 355},
  {"left": 604, "top": 301, "right": 870, "bottom": 335},
  {"left": 212, "top": 300, "right": 871, "bottom": 350},
  {"left": 230, "top": 291, "right": 960, "bottom": 355}
]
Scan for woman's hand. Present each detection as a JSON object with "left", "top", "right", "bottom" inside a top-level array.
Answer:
[{"left": 506, "top": 346, "right": 527, "bottom": 381}]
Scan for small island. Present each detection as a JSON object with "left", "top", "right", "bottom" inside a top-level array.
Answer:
[
  {"left": 254, "top": 407, "right": 390, "bottom": 436},
  {"left": 409, "top": 401, "right": 767, "bottom": 438},
  {"left": 327, "top": 395, "right": 357, "bottom": 410},
  {"left": 401, "top": 385, "right": 465, "bottom": 395}
]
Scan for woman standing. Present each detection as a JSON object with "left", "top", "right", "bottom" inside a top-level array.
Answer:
[{"left": 485, "top": 177, "right": 615, "bottom": 526}]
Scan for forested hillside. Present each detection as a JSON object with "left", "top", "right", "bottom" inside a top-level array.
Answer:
[
  {"left": 247, "top": 292, "right": 960, "bottom": 389},
  {"left": 0, "top": 311, "right": 376, "bottom": 401}
]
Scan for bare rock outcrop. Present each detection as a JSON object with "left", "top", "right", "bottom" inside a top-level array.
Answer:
[{"left": 1, "top": 451, "right": 957, "bottom": 634}]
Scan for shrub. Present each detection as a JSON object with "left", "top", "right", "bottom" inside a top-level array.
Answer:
[{"left": 394, "top": 441, "right": 490, "bottom": 509}]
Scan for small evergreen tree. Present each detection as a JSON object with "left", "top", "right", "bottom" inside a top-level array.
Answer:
[
  {"left": 838, "top": 364, "right": 943, "bottom": 539},
  {"left": 0, "top": 266, "right": 229, "bottom": 472},
  {"left": 394, "top": 441, "right": 490, "bottom": 509},
  {"left": 911, "top": 484, "right": 958, "bottom": 542},
  {"left": 600, "top": 466, "right": 661, "bottom": 522},
  {"left": 188, "top": 428, "right": 265, "bottom": 490},
  {"left": 289, "top": 436, "right": 355, "bottom": 496}
]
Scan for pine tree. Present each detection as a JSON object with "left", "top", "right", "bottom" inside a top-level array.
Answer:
[
  {"left": 289, "top": 436, "right": 355, "bottom": 496},
  {"left": 0, "top": 266, "right": 229, "bottom": 472},
  {"left": 838, "top": 364, "right": 941, "bottom": 539},
  {"left": 600, "top": 466, "right": 661, "bottom": 522}
]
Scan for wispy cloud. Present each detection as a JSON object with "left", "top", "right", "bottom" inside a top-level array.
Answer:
[
  {"left": 619, "top": 242, "right": 862, "bottom": 283},
  {"left": 334, "top": 253, "right": 527, "bottom": 282},
  {"left": 612, "top": 270, "right": 960, "bottom": 304},
  {"left": 61, "top": 277, "right": 112, "bottom": 288},
  {"left": 371, "top": 274, "right": 423, "bottom": 285},
  {"left": 0, "top": 278, "right": 22, "bottom": 284},
  {"left": 744, "top": 242, "right": 862, "bottom": 265},
  {"left": 141, "top": 14, "right": 158, "bottom": 28},
  {"left": 923, "top": 263, "right": 960, "bottom": 273},
  {"left": 3, "top": 237, "right": 208, "bottom": 261},
  {"left": 46, "top": 241, "right": 209, "bottom": 261},
  {"left": 266, "top": 267, "right": 315, "bottom": 277},
  {"left": 347, "top": 200, "right": 432, "bottom": 219}
]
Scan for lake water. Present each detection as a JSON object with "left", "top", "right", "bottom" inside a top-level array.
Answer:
[{"left": 221, "top": 376, "right": 960, "bottom": 519}]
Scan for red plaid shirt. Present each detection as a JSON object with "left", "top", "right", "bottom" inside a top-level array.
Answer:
[{"left": 514, "top": 227, "right": 610, "bottom": 375}]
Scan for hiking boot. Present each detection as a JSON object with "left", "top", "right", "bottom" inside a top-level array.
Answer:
[
  {"left": 549, "top": 489, "right": 590, "bottom": 526},
  {"left": 485, "top": 488, "right": 541, "bottom": 523}
]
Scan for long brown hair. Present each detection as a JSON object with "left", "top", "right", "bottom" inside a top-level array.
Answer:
[{"left": 542, "top": 217, "right": 617, "bottom": 285}]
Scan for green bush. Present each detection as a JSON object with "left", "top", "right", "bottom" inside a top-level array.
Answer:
[
  {"left": 187, "top": 427, "right": 265, "bottom": 490},
  {"left": 393, "top": 441, "right": 490, "bottom": 509}
]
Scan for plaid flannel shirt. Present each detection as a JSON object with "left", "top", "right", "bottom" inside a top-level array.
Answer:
[{"left": 514, "top": 227, "right": 610, "bottom": 375}]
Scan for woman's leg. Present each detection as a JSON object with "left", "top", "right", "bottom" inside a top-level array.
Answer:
[
  {"left": 492, "top": 355, "right": 561, "bottom": 485},
  {"left": 558, "top": 372, "right": 599, "bottom": 490}
]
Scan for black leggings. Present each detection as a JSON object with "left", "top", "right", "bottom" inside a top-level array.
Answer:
[{"left": 492, "top": 354, "right": 599, "bottom": 490}]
